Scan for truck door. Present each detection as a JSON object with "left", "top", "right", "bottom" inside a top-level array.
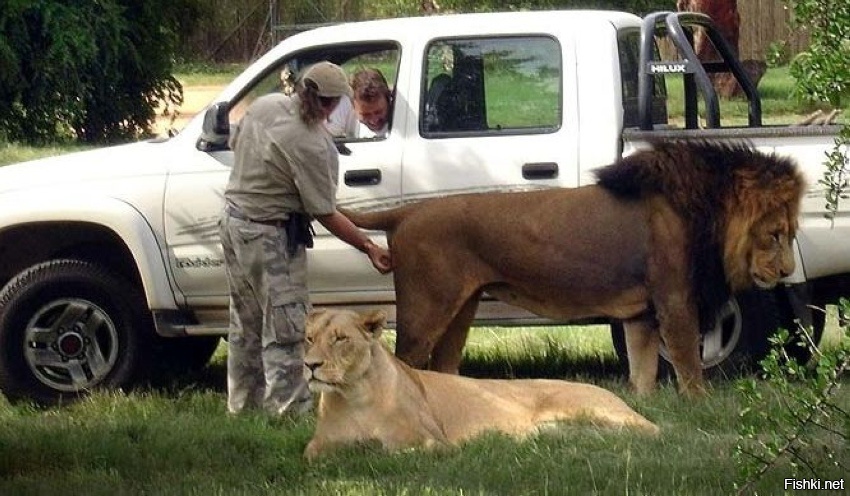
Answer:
[
  {"left": 163, "top": 44, "right": 404, "bottom": 307},
  {"left": 401, "top": 35, "right": 580, "bottom": 200}
]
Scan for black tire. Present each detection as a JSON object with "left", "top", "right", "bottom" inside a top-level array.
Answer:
[
  {"left": 611, "top": 289, "right": 791, "bottom": 380},
  {"left": 0, "top": 259, "right": 152, "bottom": 405},
  {"left": 775, "top": 289, "right": 826, "bottom": 365}
]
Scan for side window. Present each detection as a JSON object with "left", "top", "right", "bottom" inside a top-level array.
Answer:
[
  {"left": 618, "top": 30, "right": 667, "bottom": 128},
  {"left": 226, "top": 44, "right": 401, "bottom": 136},
  {"left": 336, "top": 49, "right": 399, "bottom": 141},
  {"left": 421, "top": 36, "right": 561, "bottom": 137}
]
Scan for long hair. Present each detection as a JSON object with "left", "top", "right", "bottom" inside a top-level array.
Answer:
[{"left": 296, "top": 80, "right": 334, "bottom": 127}]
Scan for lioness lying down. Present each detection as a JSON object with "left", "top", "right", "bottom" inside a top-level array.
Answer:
[{"left": 303, "top": 309, "right": 659, "bottom": 460}]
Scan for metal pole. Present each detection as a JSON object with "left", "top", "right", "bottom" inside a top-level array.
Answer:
[{"left": 269, "top": 0, "right": 279, "bottom": 46}]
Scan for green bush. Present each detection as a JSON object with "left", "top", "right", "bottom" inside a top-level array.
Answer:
[
  {"left": 0, "top": 0, "right": 201, "bottom": 144},
  {"left": 785, "top": 0, "right": 850, "bottom": 221},
  {"left": 786, "top": 0, "right": 850, "bottom": 107},
  {"left": 735, "top": 301, "right": 849, "bottom": 492}
]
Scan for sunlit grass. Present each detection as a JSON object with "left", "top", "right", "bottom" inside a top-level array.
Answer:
[
  {"left": 174, "top": 62, "right": 246, "bottom": 87},
  {"left": 0, "top": 141, "right": 90, "bottom": 166}
]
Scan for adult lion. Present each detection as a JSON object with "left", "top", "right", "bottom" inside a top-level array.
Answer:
[
  {"left": 303, "top": 309, "right": 658, "bottom": 460},
  {"left": 342, "top": 141, "right": 805, "bottom": 397}
]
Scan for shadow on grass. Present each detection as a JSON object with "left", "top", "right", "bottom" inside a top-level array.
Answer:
[
  {"left": 141, "top": 329, "right": 629, "bottom": 400},
  {"left": 459, "top": 352, "right": 627, "bottom": 382}
]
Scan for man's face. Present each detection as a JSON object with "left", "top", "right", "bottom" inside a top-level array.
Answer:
[{"left": 353, "top": 96, "right": 389, "bottom": 132}]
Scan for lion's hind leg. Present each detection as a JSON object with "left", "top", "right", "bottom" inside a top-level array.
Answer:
[
  {"left": 429, "top": 292, "right": 481, "bottom": 373},
  {"left": 592, "top": 404, "right": 659, "bottom": 435},
  {"left": 394, "top": 276, "right": 481, "bottom": 373},
  {"left": 533, "top": 407, "right": 659, "bottom": 437},
  {"left": 530, "top": 382, "right": 661, "bottom": 436}
]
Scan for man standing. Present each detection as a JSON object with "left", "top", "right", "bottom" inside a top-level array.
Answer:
[{"left": 221, "top": 61, "right": 392, "bottom": 416}]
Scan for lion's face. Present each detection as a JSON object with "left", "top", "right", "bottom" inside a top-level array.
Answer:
[
  {"left": 726, "top": 204, "right": 798, "bottom": 291},
  {"left": 303, "top": 309, "right": 386, "bottom": 393}
]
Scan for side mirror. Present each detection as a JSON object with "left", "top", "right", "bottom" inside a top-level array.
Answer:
[
  {"left": 335, "top": 140, "right": 352, "bottom": 156},
  {"left": 197, "top": 102, "right": 230, "bottom": 152}
]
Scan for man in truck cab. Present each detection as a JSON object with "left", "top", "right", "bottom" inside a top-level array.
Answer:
[{"left": 327, "top": 67, "right": 393, "bottom": 138}]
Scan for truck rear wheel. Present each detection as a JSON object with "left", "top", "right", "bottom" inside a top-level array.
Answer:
[
  {"left": 0, "top": 259, "right": 150, "bottom": 405},
  {"left": 610, "top": 289, "right": 820, "bottom": 379}
]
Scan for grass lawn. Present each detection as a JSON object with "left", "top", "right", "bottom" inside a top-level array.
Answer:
[{"left": 1, "top": 325, "right": 847, "bottom": 496}]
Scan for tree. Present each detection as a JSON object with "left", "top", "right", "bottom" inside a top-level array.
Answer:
[
  {"left": 786, "top": 0, "right": 850, "bottom": 108},
  {"left": 787, "top": 0, "right": 850, "bottom": 221},
  {"left": 0, "top": 0, "right": 201, "bottom": 144}
]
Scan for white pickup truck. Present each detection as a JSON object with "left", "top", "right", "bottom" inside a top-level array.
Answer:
[{"left": 0, "top": 9, "right": 847, "bottom": 404}]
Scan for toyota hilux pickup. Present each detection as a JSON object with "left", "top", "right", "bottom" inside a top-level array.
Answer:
[{"left": 0, "top": 9, "right": 847, "bottom": 403}]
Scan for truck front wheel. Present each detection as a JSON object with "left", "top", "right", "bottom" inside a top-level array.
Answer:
[{"left": 0, "top": 259, "right": 150, "bottom": 405}]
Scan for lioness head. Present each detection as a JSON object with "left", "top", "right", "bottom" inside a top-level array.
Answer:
[
  {"left": 724, "top": 177, "right": 803, "bottom": 291},
  {"left": 304, "top": 309, "right": 387, "bottom": 393}
]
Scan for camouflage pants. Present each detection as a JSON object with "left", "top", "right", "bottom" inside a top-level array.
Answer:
[{"left": 219, "top": 212, "right": 312, "bottom": 416}]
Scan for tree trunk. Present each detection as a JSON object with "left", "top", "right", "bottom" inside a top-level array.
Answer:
[
  {"left": 677, "top": 0, "right": 765, "bottom": 98},
  {"left": 420, "top": 1, "right": 441, "bottom": 15}
]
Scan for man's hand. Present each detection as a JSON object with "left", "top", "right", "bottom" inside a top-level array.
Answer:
[
  {"left": 316, "top": 211, "right": 392, "bottom": 274},
  {"left": 364, "top": 240, "right": 392, "bottom": 274}
]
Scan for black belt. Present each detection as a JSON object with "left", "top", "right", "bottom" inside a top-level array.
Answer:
[{"left": 225, "top": 205, "right": 288, "bottom": 228}]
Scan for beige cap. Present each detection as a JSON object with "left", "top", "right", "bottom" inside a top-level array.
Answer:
[{"left": 301, "top": 61, "right": 352, "bottom": 98}]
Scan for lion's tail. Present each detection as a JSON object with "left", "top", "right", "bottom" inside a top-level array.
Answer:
[{"left": 339, "top": 205, "right": 415, "bottom": 232}]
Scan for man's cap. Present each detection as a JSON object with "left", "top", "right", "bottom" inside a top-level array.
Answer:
[{"left": 301, "top": 62, "right": 352, "bottom": 98}]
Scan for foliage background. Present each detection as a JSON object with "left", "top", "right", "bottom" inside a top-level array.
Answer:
[
  {"left": 186, "top": 0, "right": 673, "bottom": 62},
  {"left": 0, "top": 0, "right": 201, "bottom": 144}
]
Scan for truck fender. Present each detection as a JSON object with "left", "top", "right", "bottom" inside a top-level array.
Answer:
[
  {"left": 780, "top": 238, "right": 814, "bottom": 331},
  {"left": 783, "top": 238, "right": 807, "bottom": 285},
  {"left": 0, "top": 192, "right": 178, "bottom": 311}
]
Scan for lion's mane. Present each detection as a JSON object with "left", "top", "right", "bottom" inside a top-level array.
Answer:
[{"left": 595, "top": 140, "right": 806, "bottom": 332}]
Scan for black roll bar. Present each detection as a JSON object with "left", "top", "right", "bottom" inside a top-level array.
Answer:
[{"left": 638, "top": 11, "right": 762, "bottom": 130}]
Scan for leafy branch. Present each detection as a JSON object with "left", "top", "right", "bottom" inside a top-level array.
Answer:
[
  {"left": 734, "top": 300, "right": 850, "bottom": 494},
  {"left": 820, "top": 127, "right": 850, "bottom": 223}
]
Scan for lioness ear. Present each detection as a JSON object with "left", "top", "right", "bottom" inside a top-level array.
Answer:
[
  {"left": 361, "top": 310, "right": 387, "bottom": 339},
  {"left": 306, "top": 308, "right": 328, "bottom": 328}
]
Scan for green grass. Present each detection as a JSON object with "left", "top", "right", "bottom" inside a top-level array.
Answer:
[
  {"left": 1, "top": 325, "right": 847, "bottom": 495},
  {"left": 0, "top": 141, "right": 91, "bottom": 167},
  {"left": 174, "top": 62, "right": 246, "bottom": 87}
]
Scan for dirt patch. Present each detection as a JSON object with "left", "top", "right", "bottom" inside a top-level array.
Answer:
[{"left": 154, "top": 85, "right": 225, "bottom": 136}]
